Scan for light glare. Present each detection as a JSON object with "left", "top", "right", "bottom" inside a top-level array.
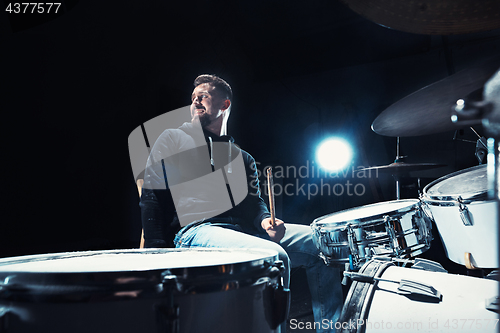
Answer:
[{"left": 316, "top": 138, "right": 353, "bottom": 172}]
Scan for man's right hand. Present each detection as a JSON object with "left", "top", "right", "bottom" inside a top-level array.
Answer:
[{"left": 261, "top": 218, "right": 286, "bottom": 243}]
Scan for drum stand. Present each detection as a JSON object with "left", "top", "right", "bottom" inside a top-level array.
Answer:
[
  {"left": 486, "top": 138, "right": 499, "bottom": 201},
  {"left": 394, "top": 137, "right": 403, "bottom": 200}
]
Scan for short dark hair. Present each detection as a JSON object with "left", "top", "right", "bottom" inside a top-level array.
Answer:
[{"left": 194, "top": 74, "right": 233, "bottom": 101}]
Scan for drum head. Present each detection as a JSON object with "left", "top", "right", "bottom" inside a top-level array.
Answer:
[
  {"left": 0, "top": 248, "right": 277, "bottom": 273},
  {"left": 313, "top": 199, "right": 419, "bottom": 228},
  {"left": 423, "top": 164, "right": 488, "bottom": 201}
]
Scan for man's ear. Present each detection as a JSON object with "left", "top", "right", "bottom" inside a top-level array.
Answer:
[{"left": 221, "top": 99, "right": 231, "bottom": 112}]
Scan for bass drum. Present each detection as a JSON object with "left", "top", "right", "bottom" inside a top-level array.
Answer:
[
  {"left": 422, "top": 164, "right": 498, "bottom": 268},
  {"left": 0, "top": 248, "right": 289, "bottom": 333},
  {"left": 338, "top": 259, "right": 499, "bottom": 333}
]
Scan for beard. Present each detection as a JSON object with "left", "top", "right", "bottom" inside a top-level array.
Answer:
[{"left": 192, "top": 112, "right": 212, "bottom": 128}]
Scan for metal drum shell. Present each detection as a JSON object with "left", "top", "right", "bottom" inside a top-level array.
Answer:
[
  {"left": 0, "top": 248, "right": 287, "bottom": 333},
  {"left": 422, "top": 165, "right": 499, "bottom": 268},
  {"left": 311, "top": 199, "right": 431, "bottom": 268}
]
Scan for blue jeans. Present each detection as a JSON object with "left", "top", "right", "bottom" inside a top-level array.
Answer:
[{"left": 174, "top": 222, "right": 343, "bottom": 333}]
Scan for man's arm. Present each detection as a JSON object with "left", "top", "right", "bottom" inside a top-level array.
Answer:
[
  {"left": 140, "top": 130, "right": 179, "bottom": 248},
  {"left": 140, "top": 188, "right": 177, "bottom": 247}
]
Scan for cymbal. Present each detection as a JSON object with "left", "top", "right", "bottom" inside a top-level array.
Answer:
[
  {"left": 359, "top": 162, "right": 446, "bottom": 175},
  {"left": 339, "top": 0, "right": 500, "bottom": 35},
  {"left": 372, "top": 56, "right": 500, "bottom": 137}
]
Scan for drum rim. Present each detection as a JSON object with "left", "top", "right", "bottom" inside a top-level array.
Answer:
[
  {"left": 422, "top": 164, "right": 488, "bottom": 202},
  {"left": 338, "top": 259, "right": 394, "bottom": 331},
  {"left": 0, "top": 248, "right": 279, "bottom": 283},
  {"left": 312, "top": 199, "right": 420, "bottom": 228}
]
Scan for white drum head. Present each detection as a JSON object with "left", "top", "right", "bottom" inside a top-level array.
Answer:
[
  {"left": 313, "top": 199, "right": 419, "bottom": 228},
  {"left": 424, "top": 164, "right": 488, "bottom": 200},
  {"left": 0, "top": 248, "right": 278, "bottom": 273}
]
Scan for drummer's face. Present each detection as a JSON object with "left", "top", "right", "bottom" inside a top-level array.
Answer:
[{"left": 190, "top": 84, "right": 228, "bottom": 128}]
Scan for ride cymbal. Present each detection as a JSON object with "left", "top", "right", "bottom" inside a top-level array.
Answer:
[
  {"left": 339, "top": 0, "right": 500, "bottom": 35},
  {"left": 371, "top": 56, "right": 500, "bottom": 137}
]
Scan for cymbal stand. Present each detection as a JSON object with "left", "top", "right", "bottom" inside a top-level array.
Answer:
[
  {"left": 393, "top": 137, "right": 406, "bottom": 200},
  {"left": 487, "top": 138, "right": 499, "bottom": 201}
]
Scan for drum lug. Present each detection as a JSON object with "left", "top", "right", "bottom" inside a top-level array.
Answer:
[
  {"left": 384, "top": 216, "right": 401, "bottom": 256},
  {"left": 412, "top": 211, "right": 433, "bottom": 247},
  {"left": 412, "top": 258, "right": 448, "bottom": 273},
  {"left": 346, "top": 224, "right": 361, "bottom": 269},
  {"left": 485, "top": 296, "right": 499, "bottom": 313},
  {"left": 457, "top": 197, "right": 474, "bottom": 226},
  {"left": 270, "top": 260, "right": 285, "bottom": 278},
  {"left": 419, "top": 200, "right": 435, "bottom": 223}
]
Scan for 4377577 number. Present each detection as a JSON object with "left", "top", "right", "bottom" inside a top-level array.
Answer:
[{"left": 6, "top": 3, "right": 61, "bottom": 14}]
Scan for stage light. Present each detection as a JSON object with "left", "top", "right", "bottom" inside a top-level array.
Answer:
[{"left": 316, "top": 138, "right": 353, "bottom": 172}]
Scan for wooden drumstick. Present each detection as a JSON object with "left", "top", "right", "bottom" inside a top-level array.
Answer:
[{"left": 266, "top": 167, "right": 276, "bottom": 227}]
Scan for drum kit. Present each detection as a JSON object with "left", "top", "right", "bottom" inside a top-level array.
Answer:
[
  {"left": 311, "top": 55, "right": 500, "bottom": 331},
  {"left": 1, "top": 68, "right": 499, "bottom": 333},
  {"left": 1, "top": 9, "right": 500, "bottom": 332}
]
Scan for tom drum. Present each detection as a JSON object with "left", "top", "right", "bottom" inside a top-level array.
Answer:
[
  {"left": 0, "top": 248, "right": 289, "bottom": 333},
  {"left": 422, "top": 164, "right": 499, "bottom": 268}
]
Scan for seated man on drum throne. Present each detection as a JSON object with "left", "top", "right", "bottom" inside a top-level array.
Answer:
[{"left": 140, "top": 74, "right": 343, "bottom": 332}]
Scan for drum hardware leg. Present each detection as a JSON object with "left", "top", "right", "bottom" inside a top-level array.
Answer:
[
  {"left": 464, "top": 252, "right": 485, "bottom": 277},
  {"left": 342, "top": 263, "right": 352, "bottom": 285},
  {"left": 0, "top": 307, "right": 9, "bottom": 333},
  {"left": 262, "top": 262, "right": 290, "bottom": 330},
  {"left": 155, "top": 304, "right": 179, "bottom": 333},
  {"left": 268, "top": 283, "right": 290, "bottom": 330},
  {"left": 156, "top": 271, "right": 180, "bottom": 333},
  {"left": 464, "top": 252, "right": 479, "bottom": 270}
]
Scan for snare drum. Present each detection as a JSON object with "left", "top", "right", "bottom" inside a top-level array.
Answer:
[
  {"left": 422, "top": 164, "right": 498, "bottom": 268},
  {"left": 338, "top": 259, "right": 499, "bottom": 333},
  {"left": 0, "top": 248, "right": 289, "bottom": 333},
  {"left": 311, "top": 199, "right": 432, "bottom": 268}
]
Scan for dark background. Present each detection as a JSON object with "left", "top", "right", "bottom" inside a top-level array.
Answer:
[{"left": 1, "top": 0, "right": 499, "bottom": 260}]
